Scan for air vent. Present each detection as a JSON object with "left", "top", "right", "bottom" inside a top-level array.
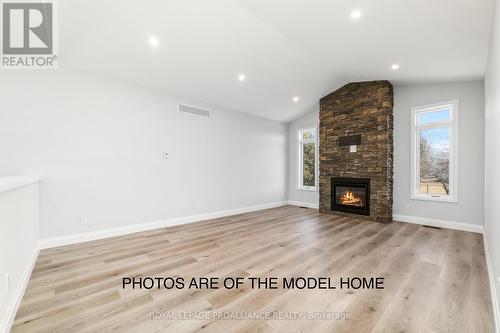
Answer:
[{"left": 178, "top": 104, "right": 210, "bottom": 118}]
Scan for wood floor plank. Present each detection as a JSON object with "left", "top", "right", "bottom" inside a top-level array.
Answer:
[{"left": 12, "top": 206, "right": 495, "bottom": 333}]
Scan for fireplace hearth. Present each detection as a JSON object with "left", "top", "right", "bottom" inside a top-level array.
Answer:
[{"left": 331, "top": 177, "right": 370, "bottom": 216}]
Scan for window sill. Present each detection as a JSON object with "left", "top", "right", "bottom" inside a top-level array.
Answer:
[
  {"left": 297, "top": 187, "right": 317, "bottom": 192},
  {"left": 411, "top": 195, "right": 458, "bottom": 203}
]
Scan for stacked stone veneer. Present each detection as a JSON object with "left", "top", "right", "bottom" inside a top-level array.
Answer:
[{"left": 319, "top": 81, "right": 394, "bottom": 222}]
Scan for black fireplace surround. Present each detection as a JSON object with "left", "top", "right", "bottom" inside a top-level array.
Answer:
[{"left": 331, "top": 177, "right": 370, "bottom": 216}]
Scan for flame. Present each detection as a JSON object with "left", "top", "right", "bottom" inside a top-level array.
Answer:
[{"left": 339, "top": 191, "right": 363, "bottom": 207}]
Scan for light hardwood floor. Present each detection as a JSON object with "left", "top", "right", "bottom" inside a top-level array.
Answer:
[{"left": 12, "top": 206, "right": 495, "bottom": 332}]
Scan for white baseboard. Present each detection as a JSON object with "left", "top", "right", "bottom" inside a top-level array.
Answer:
[
  {"left": 484, "top": 233, "right": 500, "bottom": 333},
  {"left": 0, "top": 246, "right": 39, "bottom": 333},
  {"left": 287, "top": 200, "right": 319, "bottom": 209},
  {"left": 393, "top": 214, "right": 484, "bottom": 234},
  {"left": 39, "top": 201, "right": 288, "bottom": 249}
]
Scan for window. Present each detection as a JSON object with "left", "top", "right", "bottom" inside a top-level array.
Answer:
[
  {"left": 298, "top": 127, "right": 317, "bottom": 191},
  {"left": 411, "top": 101, "right": 458, "bottom": 202}
]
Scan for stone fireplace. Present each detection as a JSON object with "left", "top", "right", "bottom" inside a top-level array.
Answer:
[{"left": 319, "top": 81, "right": 393, "bottom": 223}]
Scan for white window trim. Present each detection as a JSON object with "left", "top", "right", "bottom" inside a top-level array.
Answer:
[
  {"left": 410, "top": 100, "right": 459, "bottom": 203},
  {"left": 298, "top": 126, "right": 318, "bottom": 191}
]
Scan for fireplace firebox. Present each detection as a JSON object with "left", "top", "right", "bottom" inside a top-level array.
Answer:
[{"left": 331, "top": 177, "right": 370, "bottom": 216}]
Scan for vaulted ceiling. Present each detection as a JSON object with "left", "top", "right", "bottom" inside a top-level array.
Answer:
[{"left": 59, "top": 0, "right": 493, "bottom": 122}]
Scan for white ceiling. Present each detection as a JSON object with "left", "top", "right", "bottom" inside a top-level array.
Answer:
[{"left": 59, "top": 0, "right": 493, "bottom": 122}]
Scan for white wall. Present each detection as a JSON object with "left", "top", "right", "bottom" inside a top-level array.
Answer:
[
  {"left": 485, "top": 0, "right": 500, "bottom": 326},
  {"left": 287, "top": 106, "right": 319, "bottom": 207},
  {"left": 0, "top": 182, "right": 39, "bottom": 333},
  {"left": 0, "top": 70, "right": 287, "bottom": 240},
  {"left": 394, "top": 81, "right": 485, "bottom": 226}
]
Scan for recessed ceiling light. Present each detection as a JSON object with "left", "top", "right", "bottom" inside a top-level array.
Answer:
[
  {"left": 149, "top": 36, "right": 159, "bottom": 47},
  {"left": 391, "top": 63, "right": 400, "bottom": 70},
  {"left": 238, "top": 73, "right": 246, "bottom": 82},
  {"left": 293, "top": 96, "right": 300, "bottom": 103},
  {"left": 350, "top": 10, "right": 362, "bottom": 20}
]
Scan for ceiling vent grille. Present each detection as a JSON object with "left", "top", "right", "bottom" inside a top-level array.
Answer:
[{"left": 178, "top": 104, "right": 210, "bottom": 118}]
